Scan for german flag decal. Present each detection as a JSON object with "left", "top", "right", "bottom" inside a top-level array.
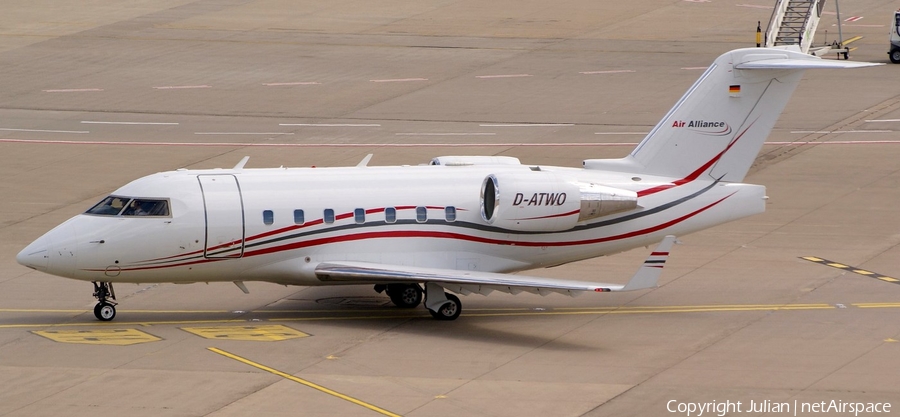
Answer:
[{"left": 729, "top": 85, "right": 741, "bottom": 97}]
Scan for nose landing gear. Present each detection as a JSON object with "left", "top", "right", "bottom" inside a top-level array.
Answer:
[{"left": 92, "top": 281, "right": 117, "bottom": 321}]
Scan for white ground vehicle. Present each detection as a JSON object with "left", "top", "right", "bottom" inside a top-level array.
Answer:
[{"left": 890, "top": 10, "right": 900, "bottom": 63}]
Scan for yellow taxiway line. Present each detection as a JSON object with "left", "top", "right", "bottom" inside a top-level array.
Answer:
[
  {"left": 208, "top": 347, "right": 401, "bottom": 417},
  {"left": 842, "top": 36, "right": 863, "bottom": 46},
  {"left": 0, "top": 302, "right": 864, "bottom": 329}
]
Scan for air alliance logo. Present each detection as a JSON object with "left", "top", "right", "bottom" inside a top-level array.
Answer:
[{"left": 672, "top": 120, "right": 732, "bottom": 136}]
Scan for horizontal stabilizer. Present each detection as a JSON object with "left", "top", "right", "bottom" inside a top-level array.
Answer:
[{"left": 735, "top": 58, "right": 882, "bottom": 70}]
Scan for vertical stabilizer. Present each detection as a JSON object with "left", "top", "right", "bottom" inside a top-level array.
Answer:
[{"left": 583, "top": 47, "right": 878, "bottom": 182}]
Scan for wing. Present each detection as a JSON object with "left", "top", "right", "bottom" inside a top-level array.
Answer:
[{"left": 315, "top": 235, "right": 677, "bottom": 297}]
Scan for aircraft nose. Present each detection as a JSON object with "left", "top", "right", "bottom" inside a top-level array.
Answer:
[
  {"left": 17, "top": 219, "right": 80, "bottom": 278},
  {"left": 17, "top": 238, "right": 50, "bottom": 270}
]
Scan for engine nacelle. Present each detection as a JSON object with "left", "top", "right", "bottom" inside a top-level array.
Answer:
[{"left": 480, "top": 171, "right": 638, "bottom": 232}]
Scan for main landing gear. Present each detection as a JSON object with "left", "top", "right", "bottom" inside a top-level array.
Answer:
[
  {"left": 379, "top": 283, "right": 423, "bottom": 308},
  {"left": 92, "top": 281, "right": 117, "bottom": 321},
  {"left": 375, "top": 282, "right": 462, "bottom": 320}
]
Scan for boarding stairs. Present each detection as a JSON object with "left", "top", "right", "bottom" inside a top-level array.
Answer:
[{"left": 765, "top": 0, "right": 827, "bottom": 54}]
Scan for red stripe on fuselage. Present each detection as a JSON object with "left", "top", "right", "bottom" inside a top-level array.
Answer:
[{"left": 105, "top": 192, "right": 734, "bottom": 273}]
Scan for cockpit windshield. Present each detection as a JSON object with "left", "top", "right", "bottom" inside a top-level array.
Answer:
[{"left": 85, "top": 196, "right": 170, "bottom": 217}]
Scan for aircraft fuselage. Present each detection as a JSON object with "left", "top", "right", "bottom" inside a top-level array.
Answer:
[{"left": 20, "top": 163, "right": 764, "bottom": 286}]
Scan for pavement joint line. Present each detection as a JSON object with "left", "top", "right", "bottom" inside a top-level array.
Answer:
[{"left": 208, "top": 347, "right": 402, "bottom": 417}]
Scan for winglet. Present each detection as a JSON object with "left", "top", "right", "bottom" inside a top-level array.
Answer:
[
  {"left": 233, "top": 156, "right": 250, "bottom": 170},
  {"left": 619, "top": 235, "right": 677, "bottom": 291},
  {"left": 357, "top": 154, "right": 374, "bottom": 167}
]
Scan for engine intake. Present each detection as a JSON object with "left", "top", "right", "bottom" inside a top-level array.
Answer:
[{"left": 480, "top": 171, "right": 637, "bottom": 232}]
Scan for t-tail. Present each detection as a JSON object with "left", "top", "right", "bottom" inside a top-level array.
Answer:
[{"left": 584, "top": 47, "right": 879, "bottom": 182}]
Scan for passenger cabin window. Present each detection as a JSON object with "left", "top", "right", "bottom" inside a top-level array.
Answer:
[
  {"left": 86, "top": 196, "right": 170, "bottom": 217},
  {"left": 384, "top": 207, "right": 396, "bottom": 223},
  {"left": 324, "top": 209, "right": 335, "bottom": 224},
  {"left": 416, "top": 206, "right": 427, "bottom": 223},
  {"left": 263, "top": 210, "right": 274, "bottom": 225},
  {"left": 293, "top": 209, "right": 305, "bottom": 225},
  {"left": 445, "top": 206, "right": 457, "bottom": 222},
  {"left": 354, "top": 208, "right": 365, "bottom": 224}
]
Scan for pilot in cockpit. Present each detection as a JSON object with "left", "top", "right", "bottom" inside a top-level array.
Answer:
[{"left": 124, "top": 200, "right": 148, "bottom": 216}]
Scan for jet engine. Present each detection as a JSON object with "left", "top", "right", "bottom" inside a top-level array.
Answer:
[{"left": 480, "top": 171, "right": 638, "bottom": 232}]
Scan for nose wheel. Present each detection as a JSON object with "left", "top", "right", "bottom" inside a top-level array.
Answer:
[{"left": 91, "top": 281, "right": 118, "bottom": 321}]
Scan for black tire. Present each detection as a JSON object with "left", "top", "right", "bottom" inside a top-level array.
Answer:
[
  {"left": 428, "top": 293, "right": 461, "bottom": 321},
  {"left": 94, "top": 302, "right": 116, "bottom": 321},
  {"left": 387, "top": 284, "right": 422, "bottom": 308},
  {"left": 891, "top": 49, "right": 900, "bottom": 64}
]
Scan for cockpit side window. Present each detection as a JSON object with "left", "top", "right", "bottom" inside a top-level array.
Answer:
[
  {"left": 85, "top": 196, "right": 170, "bottom": 217},
  {"left": 122, "top": 199, "right": 170, "bottom": 216},
  {"left": 85, "top": 196, "right": 129, "bottom": 216}
]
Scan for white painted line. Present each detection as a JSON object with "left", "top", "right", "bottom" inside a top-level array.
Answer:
[
  {"left": 42, "top": 88, "right": 103, "bottom": 93},
  {"left": 844, "top": 16, "right": 863, "bottom": 22},
  {"left": 82, "top": 121, "right": 180, "bottom": 125},
  {"left": 0, "top": 138, "right": 634, "bottom": 147},
  {"left": 480, "top": 123, "right": 574, "bottom": 127},
  {"left": 279, "top": 123, "right": 381, "bottom": 127},
  {"left": 263, "top": 82, "right": 321, "bottom": 86},
  {"left": 865, "top": 119, "right": 900, "bottom": 123},
  {"left": 395, "top": 133, "right": 496, "bottom": 136},
  {"left": 369, "top": 78, "right": 428, "bottom": 83},
  {"left": 595, "top": 132, "right": 648, "bottom": 135},
  {"left": 6, "top": 138, "right": 900, "bottom": 148},
  {"left": 735, "top": 4, "right": 770, "bottom": 9},
  {"left": 681, "top": 67, "right": 708, "bottom": 70},
  {"left": 194, "top": 132, "right": 295, "bottom": 135},
  {"left": 0, "top": 128, "right": 89, "bottom": 134},
  {"left": 153, "top": 85, "right": 212, "bottom": 90},
  {"left": 476, "top": 74, "right": 532, "bottom": 79},
  {"left": 833, "top": 24, "right": 883, "bottom": 27},
  {"left": 791, "top": 130, "right": 893, "bottom": 134},
  {"left": 766, "top": 140, "right": 900, "bottom": 145},
  {"left": 580, "top": 70, "right": 635, "bottom": 75}
]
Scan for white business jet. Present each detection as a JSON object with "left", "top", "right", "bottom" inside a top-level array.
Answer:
[{"left": 17, "top": 47, "right": 877, "bottom": 321}]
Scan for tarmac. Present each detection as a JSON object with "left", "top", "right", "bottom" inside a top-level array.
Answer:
[{"left": 1, "top": 1, "right": 900, "bottom": 416}]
